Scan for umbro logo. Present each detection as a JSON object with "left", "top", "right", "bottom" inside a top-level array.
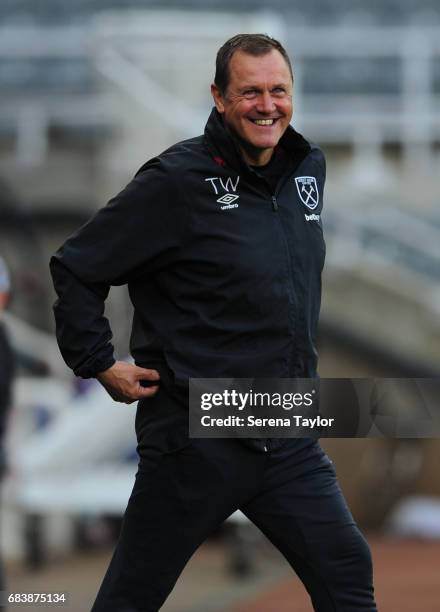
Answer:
[
  {"left": 217, "top": 193, "right": 239, "bottom": 209},
  {"left": 205, "top": 175, "right": 240, "bottom": 210}
]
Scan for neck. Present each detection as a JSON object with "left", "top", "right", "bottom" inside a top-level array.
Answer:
[
  {"left": 221, "top": 118, "right": 275, "bottom": 167},
  {"left": 239, "top": 144, "right": 274, "bottom": 167}
]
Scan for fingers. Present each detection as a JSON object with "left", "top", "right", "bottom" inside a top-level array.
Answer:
[
  {"left": 134, "top": 367, "right": 160, "bottom": 382},
  {"left": 137, "top": 384, "right": 160, "bottom": 398},
  {"left": 97, "top": 361, "right": 161, "bottom": 404},
  {"left": 116, "top": 382, "right": 160, "bottom": 404}
]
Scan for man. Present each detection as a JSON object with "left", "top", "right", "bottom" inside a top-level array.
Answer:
[
  {"left": 0, "top": 256, "right": 14, "bottom": 599},
  {"left": 51, "top": 34, "right": 377, "bottom": 611}
]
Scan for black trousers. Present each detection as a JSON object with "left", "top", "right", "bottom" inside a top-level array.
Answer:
[{"left": 92, "top": 388, "right": 377, "bottom": 612}]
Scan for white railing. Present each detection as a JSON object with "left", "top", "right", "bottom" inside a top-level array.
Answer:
[{"left": 1, "top": 14, "right": 440, "bottom": 165}]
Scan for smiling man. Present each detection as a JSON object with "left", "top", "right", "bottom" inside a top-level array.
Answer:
[
  {"left": 51, "top": 34, "right": 377, "bottom": 611},
  {"left": 211, "top": 46, "right": 293, "bottom": 165}
]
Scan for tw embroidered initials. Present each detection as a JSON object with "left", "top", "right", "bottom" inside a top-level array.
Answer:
[{"left": 205, "top": 176, "right": 240, "bottom": 210}]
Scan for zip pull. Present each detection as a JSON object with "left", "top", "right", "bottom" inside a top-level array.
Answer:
[{"left": 272, "top": 196, "right": 278, "bottom": 211}]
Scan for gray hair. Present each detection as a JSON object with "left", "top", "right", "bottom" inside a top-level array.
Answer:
[{"left": 214, "top": 33, "right": 293, "bottom": 95}]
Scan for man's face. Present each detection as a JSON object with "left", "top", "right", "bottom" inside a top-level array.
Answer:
[{"left": 211, "top": 49, "right": 293, "bottom": 166}]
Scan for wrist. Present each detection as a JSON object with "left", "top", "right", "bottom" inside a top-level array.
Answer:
[{"left": 95, "top": 358, "right": 116, "bottom": 381}]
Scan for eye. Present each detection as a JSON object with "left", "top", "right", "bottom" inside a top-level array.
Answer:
[
  {"left": 242, "top": 89, "right": 258, "bottom": 99},
  {"left": 272, "top": 87, "right": 287, "bottom": 97}
]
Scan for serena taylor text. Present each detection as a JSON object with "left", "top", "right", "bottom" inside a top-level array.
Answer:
[{"left": 201, "top": 415, "right": 335, "bottom": 428}]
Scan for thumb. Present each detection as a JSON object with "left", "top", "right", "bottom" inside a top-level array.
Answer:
[{"left": 136, "top": 382, "right": 160, "bottom": 398}]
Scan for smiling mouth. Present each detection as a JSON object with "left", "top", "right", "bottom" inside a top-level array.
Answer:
[{"left": 249, "top": 118, "right": 279, "bottom": 126}]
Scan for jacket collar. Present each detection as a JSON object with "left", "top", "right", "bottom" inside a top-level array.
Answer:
[{"left": 203, "top": 107, "right": 311, "bottom": 173}]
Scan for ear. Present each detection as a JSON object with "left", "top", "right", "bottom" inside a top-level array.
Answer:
[{"left": 211, "top": 83, "right": 225, "bottom": 114}]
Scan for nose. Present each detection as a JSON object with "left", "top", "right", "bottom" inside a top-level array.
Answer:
[{"left": 256, "top": 91, "right": 276, "bottom": 114}]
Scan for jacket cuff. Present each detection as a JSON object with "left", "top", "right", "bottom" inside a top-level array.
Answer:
[{"left": 74, "top": 356, "right": 116, "bottom": 379}]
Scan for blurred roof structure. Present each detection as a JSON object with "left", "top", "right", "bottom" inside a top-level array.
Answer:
[{"left": 1, "top": 0, "right": 440, "bottom": 26}]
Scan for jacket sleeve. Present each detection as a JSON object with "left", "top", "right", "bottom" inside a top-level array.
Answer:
[{"left": 50, "top": 158, "right": 188, "bottom": 378}]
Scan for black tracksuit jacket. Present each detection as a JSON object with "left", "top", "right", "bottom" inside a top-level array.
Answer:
[{"left": 50, "top": 109, "right": 326, "bottom": 446}]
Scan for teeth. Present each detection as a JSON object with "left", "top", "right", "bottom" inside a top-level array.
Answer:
[{"left": 253, "top": 119, "right": 274, "bottom": 125}]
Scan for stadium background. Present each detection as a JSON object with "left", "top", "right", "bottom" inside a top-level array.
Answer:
[{"left": 1, "top": 1, "right": 440, "bottom": 610}]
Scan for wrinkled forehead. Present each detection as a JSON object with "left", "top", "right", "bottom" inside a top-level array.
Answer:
[{"left": 227, "top": 49, "right": 293, "bottom": 90}]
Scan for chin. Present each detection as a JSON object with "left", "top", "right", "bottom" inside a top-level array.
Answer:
[
  {"left": 246, "top": 130, "right": 283, "bottom": 151},
  {"left": 251, "top": 137, "right": 279, "bottom": 150}
]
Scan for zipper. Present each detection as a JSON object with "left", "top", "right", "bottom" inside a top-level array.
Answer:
[{"left": 271, "top": 188, "right": 298, "bottom": 377}]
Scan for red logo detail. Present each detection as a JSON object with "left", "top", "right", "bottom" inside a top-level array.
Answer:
[{"left": 213, "top": 156, "right": 226, "bottom": 167}]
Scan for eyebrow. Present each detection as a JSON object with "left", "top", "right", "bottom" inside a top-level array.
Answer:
[{"left": 238, "top": 83, "right": 289, "bottom": 92}]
